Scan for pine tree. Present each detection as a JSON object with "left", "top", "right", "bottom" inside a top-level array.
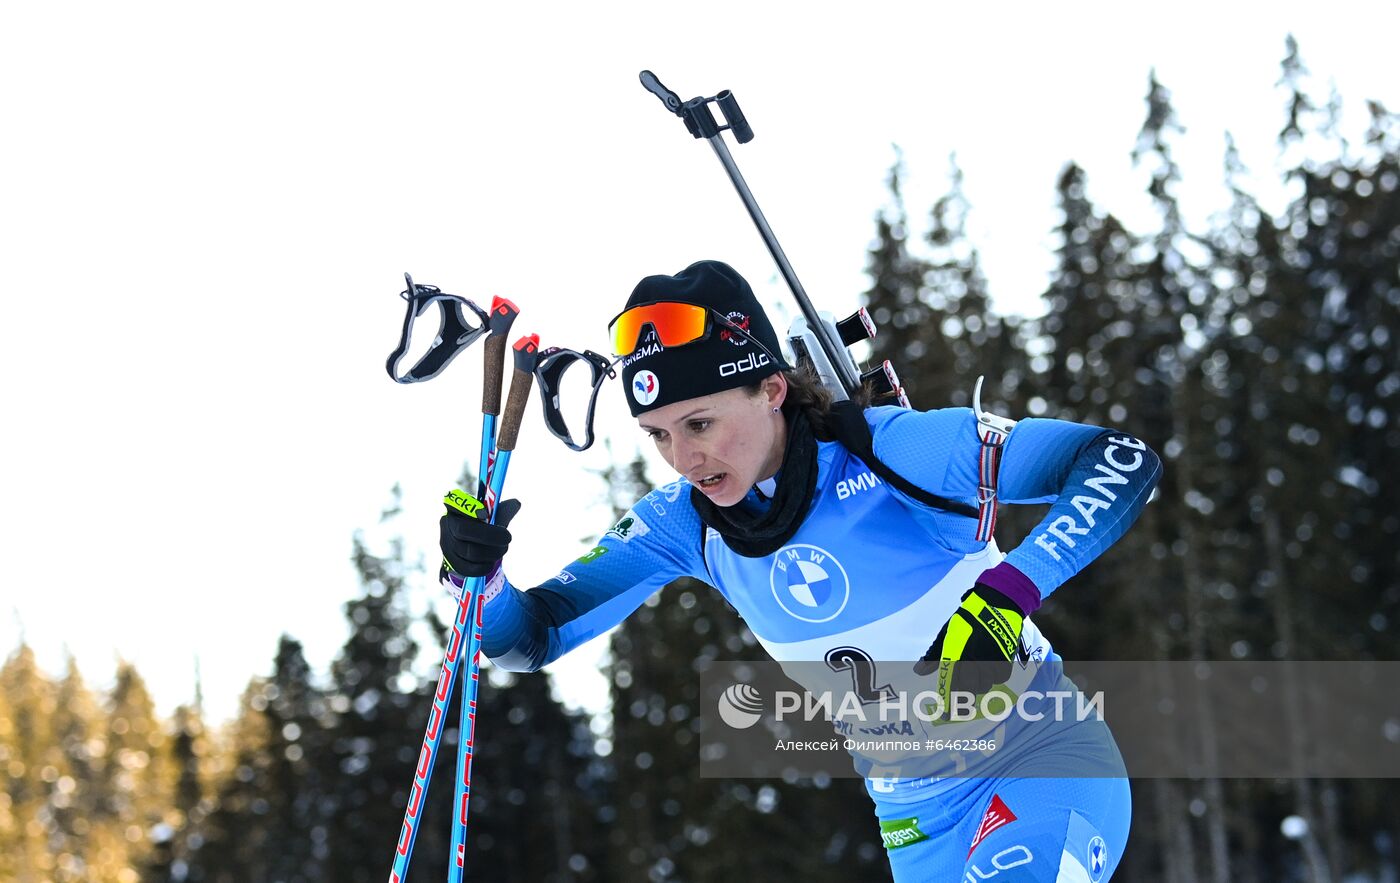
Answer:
[
  {"left": 459, "top": 668, "right": 609, "bottom": 882},
  {"left": 105, "top": 662, "right": 178, "bottom": 878},
  {"left": 189, "top": 642, "right": 338, "bottom": 881},
  {"left": 864, "top": 153, "right": 1027, "bottom": 411},
  {"left": 920, "top": 154, "right": 1025, "bottom": 410},
  {"left": 0, "top": 680, "right": 16, "bottom": 878},
  {"left": 864, "top": 151, "right": 939, "bottom": 405},
  {"left": 47, "top": 656, "right": 105, "bottom": 882},
  {"left": 0, "top": 675, "right": 19, "bottom": 882},
  {"left": 1038, "top": 162, "right": 1137, "bottom": 425},
  {"left": 261, "top": 636, "right": 329, "bottom": 882},
  {"left": 191, "top": 678, "right": 278, "bottom": 881},
  {"left": 0, "top": 644, "right": 56, "bottom": 882},
  {"left": 1277, "top": 33, "right": 1321, "bottom": 172},
  {"left": 160, "top": 703, "right": 208, "bottom": 882},
  {"left": 320, "top": 515, "right": 433, "bottom": 882}
]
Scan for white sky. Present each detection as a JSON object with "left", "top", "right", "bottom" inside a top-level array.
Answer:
[{"left": 3, "top": 2, "right": 1396, "bottom": 724}]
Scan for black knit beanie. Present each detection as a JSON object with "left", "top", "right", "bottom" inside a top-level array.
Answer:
[{"left": 614, "top": 260, "right": 790, "bottom": 416}]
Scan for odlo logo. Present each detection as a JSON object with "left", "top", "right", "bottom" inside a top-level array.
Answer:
[
  {"left": 632, "top": 370, "right": 660, "bottom": 406},
  {"left": 718, "top": 352, "right": 771, "bottom": 378},
  {"left": 717, "top": 684, "right": 764, "bottom": 729},
  {"left": 963, "top": 845, "right": 1034, "bottom": 881}
]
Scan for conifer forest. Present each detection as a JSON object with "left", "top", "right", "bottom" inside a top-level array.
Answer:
[{"left": 4, "top": 41, "right": 1398, "bottom": 882}]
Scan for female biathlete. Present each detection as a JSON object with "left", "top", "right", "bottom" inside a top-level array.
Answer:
[{"left": 439, "top": 260, "right": 1160, "bottom": 881}]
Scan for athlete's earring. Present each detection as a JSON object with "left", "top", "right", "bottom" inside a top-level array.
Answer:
[{"left": 772, "top": 407, "right": 780, "bottom": 413}]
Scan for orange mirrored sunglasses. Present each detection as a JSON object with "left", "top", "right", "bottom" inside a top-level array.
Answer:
[{"left": 608, "top": 301, "right": 711, "bottom": 356}]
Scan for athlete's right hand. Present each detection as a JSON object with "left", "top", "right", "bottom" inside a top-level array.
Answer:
[{"left": 439, "top": 491, "right": 522, "bottom": 578}]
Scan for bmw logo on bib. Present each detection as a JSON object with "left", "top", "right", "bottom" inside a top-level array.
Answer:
[
  {"left": 1087, "top": 835, "right": 1108, "bottom": 881},
  {"left": 770, "top": 544, "right": 850, "bottom": 623}
]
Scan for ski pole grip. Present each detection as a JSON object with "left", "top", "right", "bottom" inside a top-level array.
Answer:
[
  {"left": 497, "top": 335, "right": 539, "bottom": 452},
  {"left": 482, "top": 297, "right": 520, "bottom": 415}
]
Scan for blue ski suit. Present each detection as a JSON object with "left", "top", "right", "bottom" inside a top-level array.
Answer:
[{"left": 477, "top": 405, "right": 1160, "bottom": 881}]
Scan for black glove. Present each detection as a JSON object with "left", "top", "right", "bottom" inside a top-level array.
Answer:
[
  {"left": 913, "top": 583, "right": 1027, "bottom": 707},
  {"left": 440, "top": 493, "right": 522, "bottom": 577}
]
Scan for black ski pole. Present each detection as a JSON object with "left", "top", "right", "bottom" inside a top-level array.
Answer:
[{"left": 639, "top": 70, "right": 867, "bottom": 399}]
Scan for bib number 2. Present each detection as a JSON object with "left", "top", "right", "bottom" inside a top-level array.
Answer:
[{"left": 825, "top": 646, "right": 896, "bottom": 704}]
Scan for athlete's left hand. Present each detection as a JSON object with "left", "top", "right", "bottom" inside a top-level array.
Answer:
[{"left": 914, "top": 584, "right": 1026, "bottom": 700}]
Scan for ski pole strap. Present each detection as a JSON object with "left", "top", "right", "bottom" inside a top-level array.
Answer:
[
  {"left": 972, "top": 376, "right": 1017, "bottom": 542},
  {"left": 386, "top": 273, "right": 491, "bottom": 383},
  {"left": 825, "top": 400, "right": 979, "bottom": 520},
  {"left": 532, "top": 347, "right": 619, "bottom": 452},
  {"left": 974, "top": 423, "right": 1009, "bottom": 541}
]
